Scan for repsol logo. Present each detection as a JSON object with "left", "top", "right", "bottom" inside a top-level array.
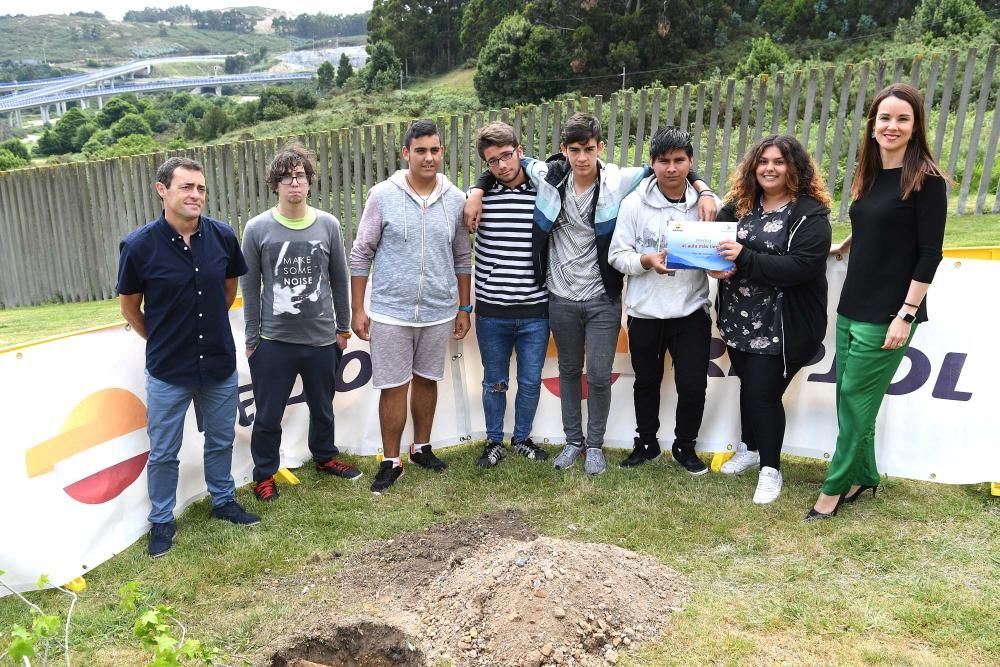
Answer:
[
  {"left": 708, "top": 339, "right": 972, "bottom": 401},
  {"left": 236, "top": 350, "right": 373, "bottom": 427}
]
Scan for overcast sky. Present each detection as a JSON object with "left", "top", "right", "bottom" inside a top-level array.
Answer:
[{"left": 12, "top": 1, "right": 374, "bottom": 21}]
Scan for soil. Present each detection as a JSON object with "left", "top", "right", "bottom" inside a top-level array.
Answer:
[{"left": 263, "top": 510, "right": 690, "bottom": 667}]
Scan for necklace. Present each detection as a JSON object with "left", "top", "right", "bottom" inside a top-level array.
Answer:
[{"left": 405, "top": 175, "right": 435, "bottom": 204}]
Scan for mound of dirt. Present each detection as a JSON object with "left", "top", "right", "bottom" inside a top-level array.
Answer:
[{"left": 330, "top": 510, "right": 690, "bottom": 666}]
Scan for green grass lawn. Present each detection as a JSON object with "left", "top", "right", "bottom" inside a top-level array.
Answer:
[{"left": 0, "top": 448, "right": 996, "bottom": 665}]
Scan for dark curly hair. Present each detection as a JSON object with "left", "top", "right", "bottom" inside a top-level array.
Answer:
[
  {"left": 265, "top": 142, "right": 315, "bottom": 193},
  {"left": 724, "top": 134, "right": 831, "bottom": 218}
]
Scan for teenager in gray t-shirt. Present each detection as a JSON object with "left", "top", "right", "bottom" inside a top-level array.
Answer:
[{"left": 241, "top": 144, "right": 361, "bottom": 502}]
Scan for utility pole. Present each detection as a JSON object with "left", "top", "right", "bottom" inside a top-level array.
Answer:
[
  {"left": 399, "top": 68, "right": 403, "bottom": 92},
  {"left": 621, "top": 66, "right": 626, "bottom": 92}
]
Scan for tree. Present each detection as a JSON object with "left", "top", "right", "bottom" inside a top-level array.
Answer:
[
  {"left": 459, "top": 0, "right": 521, "bottom": 60},
  {"left": 34, "top": 107, "right": 91, "bottom": 155},
  {"left": 224, "top": 54, "right": 250, "bottom": 74},
  {"left": 0, "top": 147, "right": 28, "bottom": 171},
  {"left": 199, "top": 106, "right": 229, "bottom": 139},
  {"left": 473, "top": 14, "right": 570, "bottom": 107},
  {"left": 294, "top": 89, "right": 318, "bottom": 110},
  {"left": 368, "top": 0, "right": 463, "bottom": 75},
  {"left": 73, "top": 122, "right": 99, "bottom": 151},
  {"left": 99, "top": 134, "right": 160, "bottom": 158},
  {"left": 97, "top": 98, "right": 139, "bottom": 128},
  {"left": 362, "top": 41, "right": 401, "bottom": 92},
  {"left": 110, "top": 113, "right": 152, "bottom": 140},
  {"left": 260, "top": 101, "right": 293, "bottom": 121},
  {"left": 733, "top": 34, "right": 789, "bottom": 79},
  {"left": 909, "top": 0, "right": 989, "bottom": 38},
  {"left": 317, "top": 60, "right": 336, "bottom": 91},
  {"left": 183, "top": 116, "right": 199, "bottom": 140},
  {"left": 0, "top": 138, "right": 30, "bottom": 161},
  {"left": 335, "top": 52, "right": 353, "bottom": 88}
]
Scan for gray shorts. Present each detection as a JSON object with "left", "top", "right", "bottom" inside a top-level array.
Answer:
[{"left": 369, "top": 319, "right": 453, "bottom": 389}]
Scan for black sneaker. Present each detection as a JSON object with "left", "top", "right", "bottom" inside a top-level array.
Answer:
[
  {"left": 316, "top": 457, "right": 363, "bottom": 480},
  {"left": 671, "top": 443, "right": 708, "bottom": 476},
  {"left": 148, "top": 521, "right": 176, "bottom": 559},
  {"left": 476, "top": 440, "right": 506, "bottom": 468},
  {"left": 371, "top": 460, "right": 404, "bottom": 494},
  {"left": 254, "top": 477, "right": 279, "bottom": 502},
  {"left": 621, "top": 437, "right": 661, "bottom": 467},
  {"left": 511, "top": 437, "right": 549, "bottom": 461},
  {"left": 409, "top": 444, "right": 448, "bottom": 472},
  {"left": 211, "top": 500, "right": 262, "bottom": 525}
]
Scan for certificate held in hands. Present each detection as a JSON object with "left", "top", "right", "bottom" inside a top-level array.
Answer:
[{"left": 666, "top": 221, "right": 737, "bottom": 271}]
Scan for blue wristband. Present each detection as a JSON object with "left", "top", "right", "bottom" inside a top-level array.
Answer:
[{"left": 457, "top": 304, "right": 473, "bottom": 313}]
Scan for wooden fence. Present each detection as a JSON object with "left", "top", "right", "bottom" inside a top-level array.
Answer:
[{"left": 1, "top": 45, "right": 998, "bottom": 308}]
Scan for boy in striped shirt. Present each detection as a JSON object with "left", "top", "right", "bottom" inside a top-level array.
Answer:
[{"left": 472, "top": 122, "right": 550, "bottom": 467}]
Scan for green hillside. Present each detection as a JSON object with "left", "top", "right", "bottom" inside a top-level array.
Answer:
[{"left": 0, "top": 14, "right": 305, "bottom": 64}]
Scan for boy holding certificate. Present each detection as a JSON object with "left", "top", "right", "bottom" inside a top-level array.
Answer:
[{"left": 608, "top": 127, "right": 722, "bottom": 473}]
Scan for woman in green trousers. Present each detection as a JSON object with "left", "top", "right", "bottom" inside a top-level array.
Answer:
[{"left": 807, "top": 83, "right": 949, "bottom": 520}]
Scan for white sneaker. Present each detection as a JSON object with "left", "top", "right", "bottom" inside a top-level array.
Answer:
[
  {"left": 720, "top": 442, "right": 759, "bottom": 475},
  {"left": 753, "top": 466, "right": 783, "bottom": 505}
]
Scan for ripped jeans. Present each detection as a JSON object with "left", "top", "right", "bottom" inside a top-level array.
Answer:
[{"left": 475, "top": 315, "right": 549, "bottom": 443}]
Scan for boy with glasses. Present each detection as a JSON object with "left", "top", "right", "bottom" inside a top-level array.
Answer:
[
  {"left": 471, "top": 122, "right": 550, "bottom": 468},
  {"left": 241, "top": 143, "right": 360, "bottom": 503}
]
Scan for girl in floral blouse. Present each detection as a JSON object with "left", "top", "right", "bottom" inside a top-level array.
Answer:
[{"left": 712, "top": 135, "right": 832, "bottom": 505}]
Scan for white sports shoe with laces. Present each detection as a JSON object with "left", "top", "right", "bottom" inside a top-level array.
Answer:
[
  {"left": 720, "top": 441, "right": 760, "bottom": 475},
  {"left": 752, "top": 466, "right": 783, "bottom": 505}
]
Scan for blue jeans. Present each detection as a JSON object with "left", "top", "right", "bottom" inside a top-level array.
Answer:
[
  {"left": 145, "top": 370, "right": 238, "bottom": 524},
  {"left": 475, "top": 316, "right": 549, "bottom": 442}
]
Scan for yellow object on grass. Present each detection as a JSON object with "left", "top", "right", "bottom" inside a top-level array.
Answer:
[
  {"left": 274, "top": 468, "right": 300, "bottom": 485},
  {"left": 63, "top": 577, "right": 87, "bottom": 592}
]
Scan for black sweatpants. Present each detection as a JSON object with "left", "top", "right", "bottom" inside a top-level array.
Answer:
[
  {"left": 726, "top": 347, "right": 804, "bottom": 470},
  {"left": 248, "top": 338, "right": 341, "bottom": 481},
  {"left": 627, "top": 309, "right": 711, "bottom": 445}
]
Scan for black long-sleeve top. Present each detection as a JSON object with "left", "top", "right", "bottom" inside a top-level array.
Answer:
[{"left": 838, "top": 168, "right": 946, "bottom": 324}]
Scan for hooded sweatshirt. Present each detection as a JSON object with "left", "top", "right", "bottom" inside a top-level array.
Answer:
[
  {"left": 349, "top": 170, "right": 472, "bottom": 324},
  {"left": 609, "top": 175, "right": 722, "bottom": 319}
]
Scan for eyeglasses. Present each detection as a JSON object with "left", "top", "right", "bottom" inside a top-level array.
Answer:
[
  {"left": 279, "top": 174, "right": 310, "bottom": 185},
  {"left": 486, "top": 150, "right": 517, "bottom": 168}
]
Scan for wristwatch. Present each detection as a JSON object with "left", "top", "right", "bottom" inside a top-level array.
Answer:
[
  {"left": 458, "top": 304, "right": 473, "bottom": 313},
  {"left": 896, "top": 309, "right": 916, "bottom": 324}
]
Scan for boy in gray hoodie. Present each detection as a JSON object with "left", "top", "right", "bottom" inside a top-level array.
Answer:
[
  {"left": 608, "top": 127, "right": 722, "bottom": 473},
  {"left": 349, "top": 119, "right": 473, "bottom": 494}
]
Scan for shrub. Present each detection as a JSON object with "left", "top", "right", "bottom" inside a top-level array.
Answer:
[
  {"left": 110, "top": 113, "right": 152, "bottom": 140},
  {"left": 0, "top": 147, "right": 28, "bottom": 170}
]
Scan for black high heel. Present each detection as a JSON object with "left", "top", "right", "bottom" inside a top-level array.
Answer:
[
  {"left": 804, "top": 494, "right": 843, "bottom": 522},
  {"left": 842, "top": 484, "right": 878, "bottom": 504}
]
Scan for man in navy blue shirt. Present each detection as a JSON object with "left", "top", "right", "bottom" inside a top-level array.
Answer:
[{"left": 118, "top": 157, "right": 260, "bottom": 558}]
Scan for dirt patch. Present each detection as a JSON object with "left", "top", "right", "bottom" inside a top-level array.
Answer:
[
  {"left": 266, "top": 619, "right": 424, "bottom": 667},
  {"left": 325, "top": 510, "right": 690, "bottom": 666},
  {"left": 257, "top": 511, "right": 689, "bottom": 665}
]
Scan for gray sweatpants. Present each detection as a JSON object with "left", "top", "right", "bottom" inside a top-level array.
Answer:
[{"left": 548, "top": 292, "right": 622, "bottom": 449}]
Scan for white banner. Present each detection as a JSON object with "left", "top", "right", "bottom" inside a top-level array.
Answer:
[{"left": 0, "top": 257, "right": 995, "bottom": 594}]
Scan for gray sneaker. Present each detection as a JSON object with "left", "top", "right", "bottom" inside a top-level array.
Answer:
[
  {"left": 553, "top": 443, "right": 583, "bottom": 470},
  {"left": 583, "top": 447, "right": 607, "bottom": 476}
]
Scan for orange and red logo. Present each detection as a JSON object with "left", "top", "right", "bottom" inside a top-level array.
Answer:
[{"left": 24, "top": 388, "right": 149, "bottom": 504}]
